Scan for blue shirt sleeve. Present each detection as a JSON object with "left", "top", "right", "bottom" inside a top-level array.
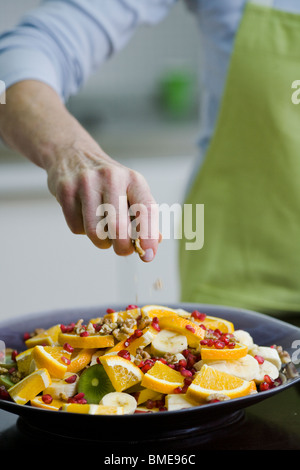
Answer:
[{"left": 0, "top": 0, "right": 176, "bottom": 102}]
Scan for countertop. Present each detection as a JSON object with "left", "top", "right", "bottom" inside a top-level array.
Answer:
[{"left": 1, "top": 383, "right": 300, "bottom": 454}]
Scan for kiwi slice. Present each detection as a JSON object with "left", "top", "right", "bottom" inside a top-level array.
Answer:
[
  {"left": 0, "top": 375, "right": 14, "bottom": 389},
  {"left": 77, "top": 364, "right": 115, "bottom": 404}
]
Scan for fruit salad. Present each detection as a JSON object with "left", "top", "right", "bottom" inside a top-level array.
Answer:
[{"left": 0, "top": 305, "right": 298, "bottom": 415}]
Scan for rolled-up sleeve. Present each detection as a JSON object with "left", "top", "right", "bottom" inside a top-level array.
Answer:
[{"left": 0, "top": 0, "right": 176, "bottom": 102}]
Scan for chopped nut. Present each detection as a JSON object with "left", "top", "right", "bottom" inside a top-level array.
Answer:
[
  {"left": 283, "top": 362, "right": 299, "bottom": 379},
  {"left": 138, "top": 315, "right": 152, "bottom": 330},
  {"left": 134, "top": 347, "right": 151, "bottom": 365},
  {"left": 272, "top": 345, "right": 291, "bottom": 364},
  {"left": 112, "top": 329, "right": 128, "bottom": 342},
  {"left": 74, "top": 319, "right": 86, "bottom": 335},
  {"left": 153, "top": 278, "right": 163, "bottom": 290},
  {"left": 0, "top": 367, "right": 8, "bottom": 374},
  {"left": 133, "top": 238, "right": 145, "bottom": 257},
  {"left": 163, "top": 353, "right": 178, "bottom": 365}
]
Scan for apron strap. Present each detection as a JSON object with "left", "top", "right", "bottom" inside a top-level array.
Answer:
[{"left": 249, "top": 0, "right": 274, "bottom": 6}]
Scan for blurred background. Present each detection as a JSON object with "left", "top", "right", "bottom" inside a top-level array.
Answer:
[{"left": 0, "top": 0, "right": 200, "bottom": 320}]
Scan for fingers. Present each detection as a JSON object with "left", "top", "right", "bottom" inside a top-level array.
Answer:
[
  {"left": 127, "top": 171, "right": 160, "bottom": 262},
  {"left": 52, "top": 163, "right": 160, "bottom": 262}
]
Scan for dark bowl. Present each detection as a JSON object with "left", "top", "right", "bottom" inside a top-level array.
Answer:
[{"left": 0, "top": 302, "right": 299, "bottom": 444}]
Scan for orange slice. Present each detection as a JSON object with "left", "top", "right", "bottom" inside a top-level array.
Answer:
[
  {"left": 200, "top": 342, "right": 248, "bottom": 361},
  {"left": 15, "top": 348, "right": 34, "bottom": 376},
  {"left": 25, "top": 324, "right": 61, "bottom": 348},
  {"left": 99, "top": 355, "right": 144, "bottom": 392},
  {"left": 107, "top": 325, "right": 158, "bottom": 355},
  {"left": 61, "top": 403, "right": 124, "bottom": 415},
  {"left": 141, "top": 305, "right": 178, "bottom": 319},
  {"left": 32, "top": 345, "right": 72, "bottom": 379},
  {"left": 187, "top": 364, "right": 251, "bottom": 401},
  {"left": 200, "top": 315, "right": 234, "bottom": 334},
  {"left": 102, "top": 307, "right": 141, "bottom": 323},
  {"left": 58, "top": 332, "right": 114, "bottom": 349},
  {"left": 8, "top": 368, "right": 52, "bottom": 405},
  {"left": 135, "top": 388, "right": 163, "bottom": 405},
  {"left": 158, "top": 315, "right": 205, "bottom": 348},
  {"left": 30, "top": 396, "right": 65, "bottom": 411},
  {"left": 141, "top": 360, "right": 184, "bottom": 394},
  {"left": 67, "top": 348, "right": 97, "bottom": 373},
  {"left": 249, "top": 380, "right": 258, "bottom": 394}
]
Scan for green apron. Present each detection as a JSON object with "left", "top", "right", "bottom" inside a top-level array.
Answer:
[{"left": 180, "top": 0, "right": 300, "bottom": 318}]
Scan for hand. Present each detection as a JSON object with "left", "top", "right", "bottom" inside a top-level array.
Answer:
[
  {"left": 0, "top": 80, "right": 160, "bottom": 261},
  {"left": 47, "top": 146, "right": 160, "bottom": 261}
]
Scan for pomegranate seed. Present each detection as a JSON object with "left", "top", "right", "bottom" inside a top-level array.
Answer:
[
  {"left": 178, "top": 359, "right": 187, "bottom": 368},
  {"left": 146, "top": 399, "right": 155, "bottom": 409},
  {"left": 118, "top": 350, "right": 131, "bottom": 360},
  {"left": 77, "top": 398, "right": 88, "bottom": 404},
  {"left": 173, "top": 386, "right": 183, "bottom": 394},
  {"left": 263, "top": 374, "right": 274, "bottom": 386},
  {"left": 80, "top": 331, "right": 89, "bottom": 337},
  {"left": 8, "top": 367, "right": 16, "bottom": 374},
  {"left": 61, "top": 356, "right": 71, "bottom": 365},
  {"left": 93, "top": 323, "right": 102, "bottom": 332},
  {"left": 42, "top": 394, "right": 53, "bottom": 404},
  {"left": 127, "top": 304, "right": 138, "bottom": 310},
  {"left": 168, "top": 364, "right": 175, "bottom": 369},
  {"left": 63, "top": 343, "right": 74, "bottom": 353},
  {"left": 227, "top": 341, "right": 236, "bottom": 349},
  {"left": 60, "top": 323, "right": 75, "bottom": 333},
  {"left": 23, "top": 332, "right": 31, "bottom": 341},
  {"left": 124, "top": 340, "right": 130, "bottom": 347},
  {"left": 184, "top": 377, "right": 193, "bottom": 386},
  {"left": 141, "top": 364, "right": 153, "bottom": 373},
  {"left": 254, "top": 355, "right": 265, "bottom": 364},
  {"left": 200, "top": 339, "right": 208, "bottom": 346},
  {"left": 67, "top": 397, "right": 76, "bottom": 403},
  {"left": 151, "top": 318, "right": 160, "bottom": 332},
  {"left": 159, "top": 406, "right": 167, "bottom": 412},
  {"left": 259, "top": 382, "right": 270, "bottom": 391},
  {"left": 74, "top": 392, "right": 85, "bottom": 401},
  {"left": 200, "top": 324, "right": 207, "bottom": 330},
  {"left": 208, "top": 398, "right": 220, "bottom": 403},
  {"left": 207, "top": 339, "right": 214, "bottom": 347},
  {"left": 182, "top": 349, "right": 190, "bottom": 358},
  {"left": 158, "top": 357, "right": 167, "bottom": 364},
  {"left": 133, "top": 329, "right": 143, "bottom": 338},
  {"left": 214, "top": 340, "right": 225, "bottom": 349},
  {"left": 106, "top": 308, "right": 115, "bottom": 313},
  {"left": 65, "top": 374, "right": 77, "bottom": 383},
  {"left": 185, "top": 325, "right": 195, "bottom": 333},
  {"left": 0, "top": 386, "right": 11, "bottom": 401},
  {"left": 180, "top": 368, "right": 193, "bottom": 377},
  {"left": 11, "top": 350, "right": 18, "bottom": 361},
  {"left": 191, "top": 310, "right": 206, "bottom": 321}
]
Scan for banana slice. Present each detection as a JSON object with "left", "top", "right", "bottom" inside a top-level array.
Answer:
[
  {"left": 248, "top": 345, "right": 281, "bottom": 370},
  {"left": 195, "top": 354, "right": 259, "bottom": 382},
  {"left": 166, "top": 394, "right": 199, "bottom": 411},
  {"left": 101, "top": 392, "right": 137, "bottom": 414},
  {"left": 233, "top": 330, "right": 254, "bottom": 348},
  {"left": 253, "top": 359, "right": 279, "bottom": 384},
  {"left": 43, "top": 372, "right": 79, "bottom": 400},
  {"left": 151, "top": 329, "right": 188, "bottom": 356}
]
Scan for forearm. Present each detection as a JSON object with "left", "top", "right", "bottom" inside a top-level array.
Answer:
[{"left": 0, "top": 80, "right": 107, "bottom": 170}]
